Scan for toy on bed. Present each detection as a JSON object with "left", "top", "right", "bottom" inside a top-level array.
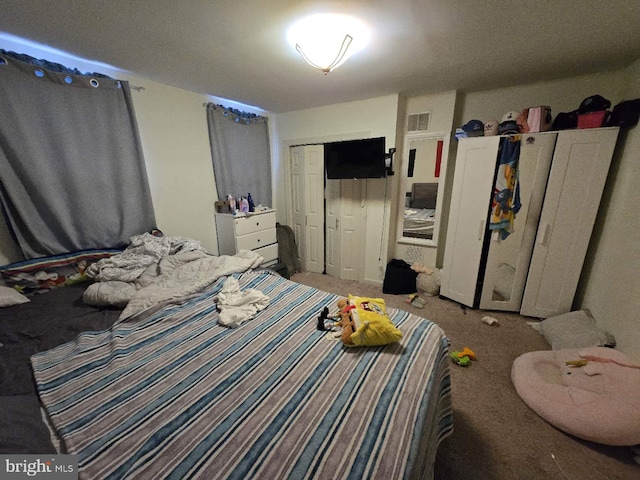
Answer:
[{"left": 317, "top": 295, "right": 402, "bottom": 347}]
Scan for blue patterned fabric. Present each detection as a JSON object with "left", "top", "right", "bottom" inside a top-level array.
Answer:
[{"left": 490, "top": 136, "right": 522, "bottom": 239}]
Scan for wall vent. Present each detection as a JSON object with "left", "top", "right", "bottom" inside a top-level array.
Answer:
[
  {"left": 405, "top": 245, "right": 425, "bottom": 265},
  {"left": 407, "top": 112, "right": 430, "bottom": 132}
]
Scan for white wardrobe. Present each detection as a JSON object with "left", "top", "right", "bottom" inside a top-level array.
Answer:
[{"left": 440, "top": 127, "right": 619, "bottom": 317}]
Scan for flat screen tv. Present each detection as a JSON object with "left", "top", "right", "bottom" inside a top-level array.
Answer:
[{"left": 324, "top": 137, "right": 386, "bottom": 179}]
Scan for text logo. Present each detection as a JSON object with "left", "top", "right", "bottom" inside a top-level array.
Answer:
[{"left": 1, "top": 455, "right": 77, "bottom": 479}]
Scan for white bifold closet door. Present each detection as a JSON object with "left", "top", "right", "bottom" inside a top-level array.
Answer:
[
  {"left": 291, "top": 145, "right": 325, "bottom": 273},
  {"left": 521, "top": 127, "right": 619, "bottom": 318}
]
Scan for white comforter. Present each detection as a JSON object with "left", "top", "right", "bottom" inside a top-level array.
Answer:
[
  {"left": 84, "top": 233, "right": 264, "bottom": 321},
  {"left": 85, "top": 232, "right": 205, "bottom": 282}
]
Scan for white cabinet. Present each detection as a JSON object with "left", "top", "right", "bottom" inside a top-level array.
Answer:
[
  {"left": 440, "top": 128, "right": 619, "bottom": 317},
  {"left": 215, "top": 209, "right": 279, "bottom": 266}
]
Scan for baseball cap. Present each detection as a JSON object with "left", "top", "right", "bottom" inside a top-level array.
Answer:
[
  {"left": 484, "top": 119, "right": 499, "bottom": 136},
  {"left": 499, "top": 111, "right": 520, "bottom": 134},
  {"left": 501, "top": 111, "right": 520, "bottom": 123},
  {"left": 578, "top": 95, "right": 611, "bottom": 114},
  {"left": 462, "top": 119, "right": 485, "bottom": 137}
]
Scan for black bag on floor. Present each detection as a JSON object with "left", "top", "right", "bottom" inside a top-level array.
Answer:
[{"left": 382, "top": 259, "right": 418, "bottom": 294}]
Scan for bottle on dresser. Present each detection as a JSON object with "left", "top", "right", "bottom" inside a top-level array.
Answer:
[
  {"left": 240, "top": 196, "right": 249, "bottom": 213},
  {"left": 227, "top": 194, "right": 236, "bottom": 215}
]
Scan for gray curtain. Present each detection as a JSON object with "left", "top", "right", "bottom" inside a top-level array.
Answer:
[
  {"left": 0, "top": 53, "right": 156, "bottom": 259},
  {"left": 206, "top": 103, "right": 272, "bottom": 207}
]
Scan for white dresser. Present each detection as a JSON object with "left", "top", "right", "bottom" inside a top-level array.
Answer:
[{"left": 215, "top": 209, "right": 278, "bottom": 266}]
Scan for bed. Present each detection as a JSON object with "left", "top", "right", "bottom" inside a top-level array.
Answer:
[
  {"left": 403, "top": 208, "right": 436, "bottom": 239},
  {"left": 403, "top": 183, "right": 438, "bottom": 240},
  {"left": 1, "top": 245, "right": 453, "bottom": 479}
]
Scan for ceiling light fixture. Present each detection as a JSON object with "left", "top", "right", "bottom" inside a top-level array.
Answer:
[
  {"left": 296, "top": 34, "right": 353, "bottom": 74},
  {"left": 288, "top": 14, "right": 370, "bottom": 74}
]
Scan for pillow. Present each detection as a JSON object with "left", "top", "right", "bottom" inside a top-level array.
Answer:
[
  {"left": 539, "top": 310, "right": 616, "bottom": 350},
  {"left": 0, "top": 249, "right": 121, "bottom": 295},
  {"left": 339, "top": 295, "right": 402, "bottom": 347},
  {"left": 0, "top": 285, "right": 30, "bottom": 307}
]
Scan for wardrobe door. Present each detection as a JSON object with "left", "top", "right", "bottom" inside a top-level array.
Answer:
[
  {"left": 440, "top": 136, "right": 500, "bottom": 307},
  {"left": 479, "top": 132, "right": 557, "bottom": 311},
  {"left": 521, "top": 127, "right": 619, "bottom": 318}
]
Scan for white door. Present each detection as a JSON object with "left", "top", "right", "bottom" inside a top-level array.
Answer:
[
  {"left": 291, "top": 146, "right": 306, "bottom": 268},
  {"left": 290, "top": 144, "right": 367, "bottom": 279},
  {"left": 325, "top": 179, "right": 341, "bottom": 278},
  {"left": 440, "top": 136, "right": 501, "bottom": 307},
  {"left": 337, "top": 179, "right": 366, "bottom": 281},
  {"left": 521, "top": 128, "right": 619, "bottom": 318},
  {"left": 290, "top": 145, "right": 325, "bottom": 273},
  {"left": 303, "top": 145, "right": 325, "bottom": 273},
  {"left": 479, "top": 132, "right": 557, "bottom": 311}
]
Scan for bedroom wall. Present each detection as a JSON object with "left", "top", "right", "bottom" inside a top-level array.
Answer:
[
  {"left": 273, "top": 94, "right": 400, "bottom": 284},
  {"left": 455, "top": 70, "right": 628, "bottom": 125},
  {"left": 123, "top": 79, "right": 219, "bottom": 254},
  {"left": 394, "top": 91, "right": 457, "bottom": 268},
  {"left": 0, "top": 34, "right": 269, "bottom": 263},
  {"left": 577, "top": 59, "right": 640, "bottom": 361},
  {"left": 451, "top": 65, "right": 639, "bottom": 359}
]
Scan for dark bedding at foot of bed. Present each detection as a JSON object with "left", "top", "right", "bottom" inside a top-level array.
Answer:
[{"left": 0, "top": 284, "right": 120, "bottom": 453}]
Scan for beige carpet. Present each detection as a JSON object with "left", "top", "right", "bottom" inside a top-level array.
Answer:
[{"left": 290, "top": 271, "right": 639, "bottom": 480}]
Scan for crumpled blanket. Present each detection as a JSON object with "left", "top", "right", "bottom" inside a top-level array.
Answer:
[
  {"left": 84, "top": 239, "right": 264, "bottom": 322},
  {"left": 216, "top": 277, "right": 270, "bottom": 328},
  {"left": 86, "top": 232, "right": 205, "bottom": 282}
]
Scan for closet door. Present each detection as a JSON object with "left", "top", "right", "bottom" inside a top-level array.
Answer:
[
  {"left": 521, "top": 128, "right": 619, "bottom": 318},
  {"left": 479, "top": 132, "right": 557, "bottom": 311},
  {"left": 440, "top": 136, "right": 500, "bottom": 307},
  {"left": 291, "top": 145, "right": 325, "bottom": 273}
]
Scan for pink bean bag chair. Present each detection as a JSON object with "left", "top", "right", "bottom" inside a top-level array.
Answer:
[{"left": 512, "top": 347, "right": 640, "bottom": 446}]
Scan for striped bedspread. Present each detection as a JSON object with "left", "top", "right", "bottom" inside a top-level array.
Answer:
[{"left": 32, "top": 270, "right": 453, "bottom": 479}]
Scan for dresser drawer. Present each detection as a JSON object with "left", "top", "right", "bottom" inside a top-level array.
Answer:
[
  {"left": 236, "top": 227, "right": 277, "bottom": 251},
  {"left": 254, "top": 243, "right": 279, "bottom": 264},
  {"left": 234, "top": 211, "right": 276, "bottom": 236}
]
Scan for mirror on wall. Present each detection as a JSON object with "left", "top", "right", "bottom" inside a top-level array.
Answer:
[{"left": 397, "top": 132, "right": 450, "bottom": 246}]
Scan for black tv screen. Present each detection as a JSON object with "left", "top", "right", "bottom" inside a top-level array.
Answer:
[{"left": 324, "top": 137, "right": 386, "bottom": 179}]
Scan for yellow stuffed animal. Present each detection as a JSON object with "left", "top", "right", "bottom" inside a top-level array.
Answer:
[{"left": 336, "top": 295, "right": 402, "bottom": 347}]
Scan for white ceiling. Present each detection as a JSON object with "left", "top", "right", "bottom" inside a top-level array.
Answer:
[{"left": 1, "top": 1, "right": 639, "bottom": 113}]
